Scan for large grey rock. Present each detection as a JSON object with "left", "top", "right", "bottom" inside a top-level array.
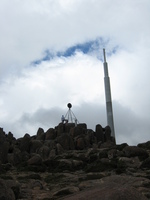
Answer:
[{"left": 62, "top": 175, "right": 149, "bottom": 200}]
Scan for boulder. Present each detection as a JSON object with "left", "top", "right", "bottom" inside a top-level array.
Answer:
[
  {"left": 6, "top": 132, "right": 15, "bottom": 143},
  {"left": 100, "top": 141, "right": 116, "bottom": 149},
  {"left": 70, "top": 127, "right": 84, "bottom": 138},
  {"left": 37, "top": 145, "right": 50, "bottom": 160},
  {"left": 62, "top": 175, "right": 149, "bottom": 200},
  {"left": 56, "top": 143, "right": 64, "bottom": 155},
  {"left": 36, "top": 127, "right": 45, "bottom": 140},
  {"left": 53, "top": 186, "right": 79, "bottom": 198},
  {"left": 0, "top": 179, "right": 16, "bottom": 200},
  {"left": 57, "top": 133, "right": 75, "bottom": 150},
  {"left": 119, "top": 156, "right": 141, "bottom": 168},
  {"left": 0, "top": 128, "right": 9, "bottom": 163},
  {"left": 123, "top": 146, "right": 149, "bottom": 160},
  {"left": 27, "top": 154, "right": 42, "bottom": 165},
  {"left": 6, "top": 179, "right": 21, "bottom": 199},
  {"left": 8, "top": 148, "right": 22, "bottom": 166},
  {"left": 18, "top": 133, "right": 31, "bottom": 153},
  {"left": 138, "top": 141, "right": 150, "bottom": 150},
  {"left": 104, "top": 126, "right": 111, "bottom": 141},
  {"left": 49, "top": 149, "right": 56, "bottom": 158},
  {"left": 29, "top": 140, "right": 43, "bottom": 154},
  {"left": 72, "top": 160, "right": 84, "bottom": 170},
  {"left": 0, "top": 141, "right": 9, "bottom": 164},
  {"left": 44, "top": 140, "right": 56, "bottom": 150},
  {"left": 77, "top": 123, "right": 87, "bottom": 129},
  {"left": 45, "top": 128, "right": 56, "bottom": 140},
  {"left": 56, "top": 159, "right": 73, "bottom": 171},
  {"left": 56, "top": 123, "right": 65, "bottom": 136},
  {"left": 140, "top": 157, "right": 150, "bottom": 169},
  {"left": 76, "top": 137, "right": 85, "bottom": 150},
  {"left": 95, "top": 124, "right": 104, "bottom": 142},
  {"left": 65, "top": 123, "right": 75, "bottom": 133}
]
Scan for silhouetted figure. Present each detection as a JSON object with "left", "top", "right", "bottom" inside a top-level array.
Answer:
[{"left": 61, "top": 115, "right": 68, "bottom": 124}]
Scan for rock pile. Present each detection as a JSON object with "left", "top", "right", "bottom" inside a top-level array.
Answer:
[
  {"left": 0, "top": 124, "right": 150, "bottom": 199},
  {"left": 0, "top": 123, "right": 114, "bottom": 167}
]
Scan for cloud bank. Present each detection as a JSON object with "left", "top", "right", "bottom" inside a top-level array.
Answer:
[{"left": 0, "top": 0, "right": 150, "bottom": 145}]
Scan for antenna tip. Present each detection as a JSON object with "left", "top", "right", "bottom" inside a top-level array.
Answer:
[{"left": 103, "top": 49, "right": 106, "bottom": 62}]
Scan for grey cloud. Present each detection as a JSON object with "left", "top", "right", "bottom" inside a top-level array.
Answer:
[{"left": 5, "top": 100, "right": 149, "bottom": 146}]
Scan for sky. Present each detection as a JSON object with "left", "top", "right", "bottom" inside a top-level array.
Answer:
[{"left": 0, "top": 0, "right": 150, "bottom": 145}]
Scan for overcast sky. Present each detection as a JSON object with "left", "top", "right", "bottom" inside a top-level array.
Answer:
[{"left": 0, "top": 0, "right": 150, "bottom": 145}]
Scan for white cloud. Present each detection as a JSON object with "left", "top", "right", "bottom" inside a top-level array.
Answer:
[{"left": 0, "top": 0, "right": 150, "bottom": 145}]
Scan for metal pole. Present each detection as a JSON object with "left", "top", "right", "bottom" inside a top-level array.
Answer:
[{"left": 103, "top": 49, "right": 116, "bottom": 142}]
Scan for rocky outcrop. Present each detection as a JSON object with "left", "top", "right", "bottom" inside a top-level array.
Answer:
[
  {"left": 0, "top": 124, "right": 150, "bottom": 199},
  {"left": 63, "top": 175, "right": 149, "bottom": 200}
]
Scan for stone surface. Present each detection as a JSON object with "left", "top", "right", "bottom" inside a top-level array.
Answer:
[
  {"left": 27, "top": 154, "right": 42, "bottom": 165},
  {"left": 0, "top": 179, "right": 16, "bottom": 200},
  {"left": 62, "top": 175, "right": 149, "bottom": 200},
  {"left": 45, "top": 128, "right": 56, "bottom": 140},
  {"left": 0, "top": 125, "right": 150, "bottom": 199}
]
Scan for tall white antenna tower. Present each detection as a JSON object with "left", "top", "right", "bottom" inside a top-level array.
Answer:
[{"left": 103, "top": 49, "right": 116, "bottom": 142}]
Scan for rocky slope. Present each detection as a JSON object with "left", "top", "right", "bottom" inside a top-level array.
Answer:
[{"left": 0, "top": 123, "right": 150, "bottom": 199}]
